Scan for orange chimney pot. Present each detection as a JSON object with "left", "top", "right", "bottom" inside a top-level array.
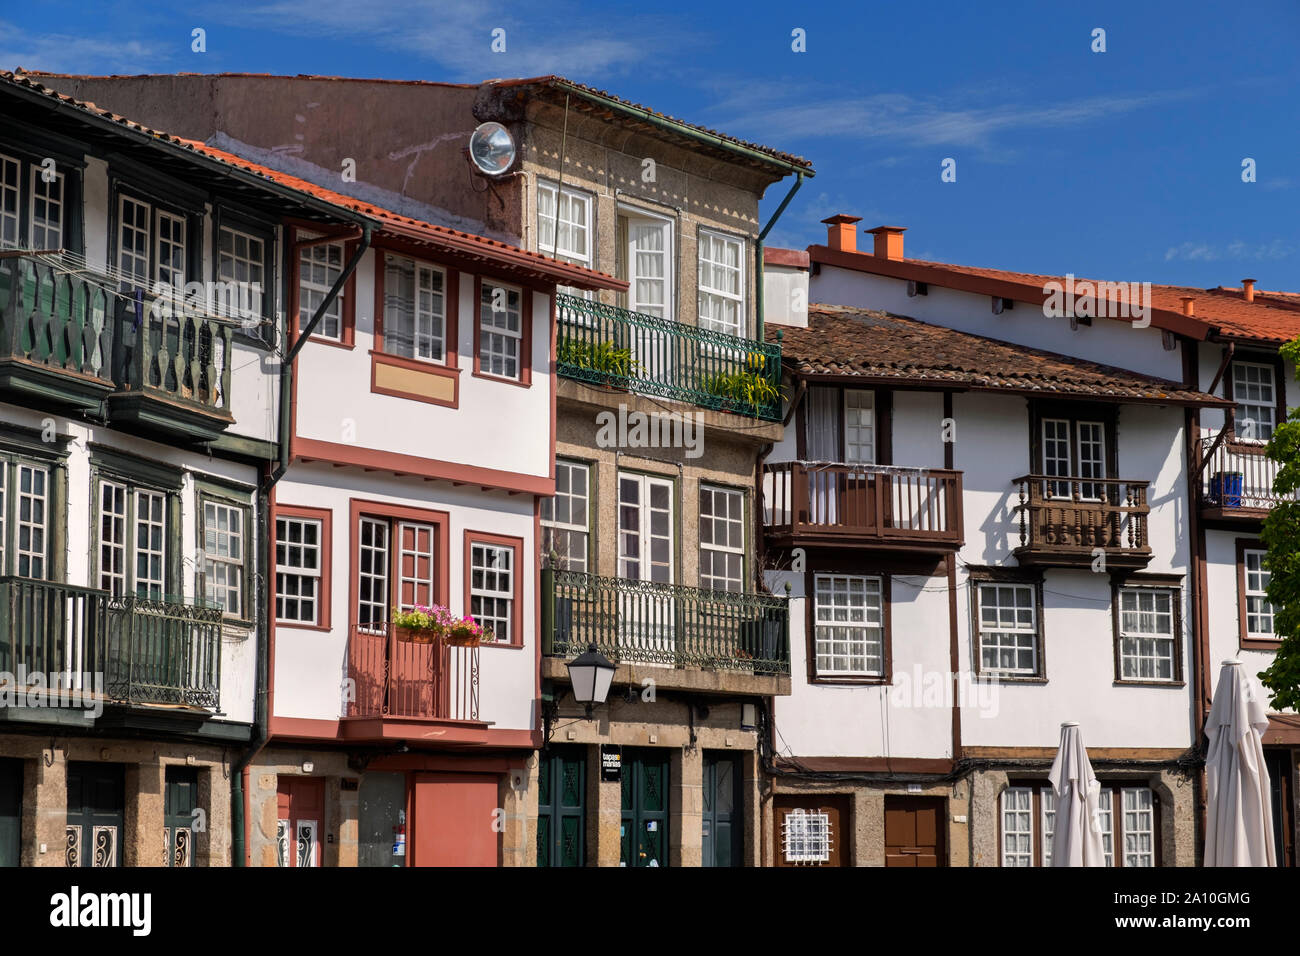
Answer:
[
  {"left": 1181, "top": 296, "right": 1195, "bottom": 317},
  {"left": 1242, "top": 279, "right": 1256, "bottom": 303},
  {"left": 821, "top": 214, "right": 862, "bottom": 253},
  {"left": 866, "top": 226, "right": 906, "bottom": 261}
]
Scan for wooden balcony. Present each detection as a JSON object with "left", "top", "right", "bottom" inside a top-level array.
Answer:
[
  {"left": 762, "top": 461, "right": 963, "bottom": 552},
  {"left": 542, "top": 569, "right": 789, "bottom": 675},
  {"left": 1199, "top": 434, "right": 1294, "bottom": 523},
  {"left": 346, "top": 623, "right": 480, "bottom": 722},
  {"left": 0, "top": 576, "right": 222, "bottom": 711},
  {"left": 1012, "top": 475, "right": 1151, "bottom": 570},
  {"left": 0, "top": 253, "right": 116, "bottom": 410}
]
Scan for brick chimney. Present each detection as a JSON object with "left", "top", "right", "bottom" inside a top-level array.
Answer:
[
  {"left": 1181, "top": 296, "right": 1195, "bottom": 317},
  {"left": 867, "top": 226, "right": 906, "bottom": 261},
  {"left": 821, "top": 214, "right": 862, "bottom": 253},
  {"left": 1242, "top": 278, "right": 1256, "bottom": 303}
]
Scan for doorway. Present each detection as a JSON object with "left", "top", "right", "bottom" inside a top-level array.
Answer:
[
  {"left": 276, "top": 776, "right": 325, "bottom": 867},
  {"left": 164, "top": 767, "right": 198, "bottom": 867},
  {"left": 773, "top": 794, "right": 849, "bottom": 866},
  {"left": 0, "top": 759, "right": 21, "bottom": 867},
  {"left": 621, "top": 749, "right": 670, "bottom": 867},
  {"left": 884, "top": 795, "right": 946, "bottom": 867},
  {"left": 1265, "top": 748, "right": 1295, "bottom": 866},
  {"left": 702, "top": 753, "right": 742, "bottom": 867},
  {"left": 67, "top": 762, "right": 124, "bottom": 867},
  {"left": 537, "top": 746, "right": 586, "bottom": 867}
]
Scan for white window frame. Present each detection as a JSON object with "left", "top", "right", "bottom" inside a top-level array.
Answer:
[
  {"left": 357, "top": 517, "right": 390, "bottom": 632},
  {"left": 478, "top": 280, "right": 523, "bottom": 380},
  {"left": 541, "top": 459, "right": 589, "bottom": 572},
  {"left": 976, "top": 582, "right": 1039, "bottom": 677},
  {"left": 844, "top": 389, "right": 876, "bottom": 465},
  {"left": 202, "top": 499, "right": 245, "bottom": 618},
  {"left": 134, "top": 489, "right": 167, "bottom": 601},
  {"left": 299, "top": 239, "right": 345, "bottom": 340},
  {"left": 469, "top": 542, "right": 514, "bottom": 644},
  {"left": 1075, "top": 420, "right": 1106, "bottom": 500},
  {"left": 155, "top": 209, "right": 187, "bottom": 288},
  {"left": 536, "top": 181, "right": 592, "bottom": 268},
  {"left": 14, "top": 462, "right": 49, "bottom": 579},
  {"left": 782, "top": 809, "right": 830, "bottom": 864},
  {"left": 1118, "top": 586, "right": 1177, "bottom": 682},
  {"left": 1232, "top": 361, "right": 1276, "bottom": 442},
  {"left": 117, "top": 194, "right": 152, "bottom": 288},
  {"left": 617, "top": 472, "right": 675, "bottom": 585},
  {"left": 999, "top": 784, "right": 1155, "bottom": 867},
  {"left": 0, "top": 153, "right": 19, "bottom": 249},
  {"left": 699, "top": 484, "right": 745, "bottom": 593},
  {"left": 275, "top": 516, "right": 323, "bottom": 626},
  {"left": 1121, "top": 787, "right": 1155, "bottom": 867},
  {"left": 813, "top": 573, "right": 885, "bottom": 678},
  {"left": 697, "top": 228, "right": 745, "bottom": 338},
  {"left": 383, "top": 254, "right": 447, "bottom": 363},
  {"left": 216, "top": 225, "right": 266, "bottom": 322},
  {"left": 29, "top": 166, "right": 64, "bottom": 251},
  {"left": 1243, "top": 548, "right": 1275, "bottom": 638},
  {"left": 1042, "top": 417, "right": 1073, "bottom": 499},
  {"left": 621, "top": 206, "right": 673, "bottom": 320},
  {"left": 1000, "top": 787, "right": 1034, "bottom": 867}
]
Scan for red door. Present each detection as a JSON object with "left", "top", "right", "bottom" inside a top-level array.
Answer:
[
  {"left": 410, "top": 772, "right": 499, "bottom": 866},
  {"left": 276, "top": 777, "right": 325, "bottom": 867}
]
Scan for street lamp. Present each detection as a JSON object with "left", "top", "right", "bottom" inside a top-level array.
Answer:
[{"left": 566, "top": 644, "right": 615, "bottom": 719}]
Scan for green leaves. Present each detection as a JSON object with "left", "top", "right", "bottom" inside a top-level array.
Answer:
[
  {"left": 557, "top": 338, "right": 637, "bottom": 378},
  {"left": 1260, "top": 346, "right": 1300, "bottom": 710},
  {"left": 701, "top": 358, "right": 784, "bottom": 414}
]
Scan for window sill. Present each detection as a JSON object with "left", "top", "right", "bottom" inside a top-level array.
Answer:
[
  {"left": 809, "top": 674, "right": 889, "bottom": 686},
  {"left": 1240, "top": 636, "right": 1282, "bottom": 651},
  {"left": 275, "top": 620, "right": 332, "bottom": 633},
  {"left": 1113, "top": 679, "right": 1186, "bottom": 688},
  {"left": 306, "top": 335, "right": 355, "bottom": 351},
  {"left": 369, "top": 349, "right": 458, "bottom": 373},
  {"left": 472, "top": 369, "right": 531, "bottom": 389},
  {"left": 479, "top": 640, "right": 525, "bottom": 650},
  {"left": 977, "top": 674, "right": 1048, "bottom": 684},
  {"left": 221, "top": 620, "right": 253, "bottom": 639}
]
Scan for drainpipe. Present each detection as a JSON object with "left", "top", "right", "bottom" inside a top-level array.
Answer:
[
  {"left": 755, "top": 171, "right": 804, "bottom": 344},
  {"left": 231, "top": 221, "right": 372, "bottom": 866}
]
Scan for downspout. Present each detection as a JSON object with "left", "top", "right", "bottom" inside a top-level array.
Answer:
[
  {"left": 231, "top": 221, "right": 372, "bottom": 866},
  {"left": 755, "top": 171, "right": 804, "bottom": 343}
]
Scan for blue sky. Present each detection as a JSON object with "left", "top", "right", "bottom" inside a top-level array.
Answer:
[{"left": 4, "top": 0, "right": 1298, "bottom": 288}]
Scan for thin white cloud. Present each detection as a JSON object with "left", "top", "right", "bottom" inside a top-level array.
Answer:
[
  {"left": 1163, "top": 239, "right": 1296, "bottom": 262},
  {"left": 0, "top": 22, "right": 169, "bottom": 74}
]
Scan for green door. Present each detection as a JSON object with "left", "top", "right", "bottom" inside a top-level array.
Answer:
[
  {"left": 164, "top": 767, "right": 198, "bottom": 867},
  {"left": 66, "top": 762, "right": 124, "bottom": 867},
  {"left": 621, "top": 749, "right": 669, "bottom": 867},
  {"left": 0, "top": 759, "right": 21, "bottom": 867},
  {"left": 702, "top": 753, "right": 741, "bottom": 867},
  {"left": 536, "top": 746, "right": 586, "bottom": 867}
]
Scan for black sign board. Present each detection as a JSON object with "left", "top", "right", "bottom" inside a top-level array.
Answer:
[{"left": 600, "top": 744, "right": 622, "bottom": 781}]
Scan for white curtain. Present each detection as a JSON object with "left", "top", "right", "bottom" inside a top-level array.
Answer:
[{"left": 805, "top": 387, "right": 840, "bottom": 523}]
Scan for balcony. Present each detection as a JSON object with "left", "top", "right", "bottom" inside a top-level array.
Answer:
[
  {"left": 345, "top": 624, "right": 481, "bottom": 739},
  {"left": 0, "top": 253, "right": 236, "bottom": 441},
  {"left": 1199, "top": 434, "right": 1294, "bottom": 522},
  {"left": 0, "top": 253, "right": 116, "bottom": 410},
  {"left": 1012, "top": 475, "right": 1151, "bottom": 570},
  {"left": 541, "top": 570, "right": 789, "bottom": 696},
  {"left": 0, "top": 577, "right": 222, "bottom": 711},
  {"left": 763, "top": 462, "right": 963, "bottom": 552},
  {"left": 555, "top": 293, "right": 783, "bottom": 421}
]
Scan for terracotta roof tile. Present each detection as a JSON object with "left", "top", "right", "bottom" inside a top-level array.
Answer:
[{"left": 771, "top": 304, "right": 1230, "bottom": 406}]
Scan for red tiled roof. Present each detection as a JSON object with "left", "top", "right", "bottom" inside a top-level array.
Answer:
[
  {"left": 810, "top": 244, "right": 1300, "bottom": 346},
  {"left": 1, "top": 70, "right": 625, "bottom": 292},
  {"left": 20, "top": 69, "right": 813, "bottom": 173},
  {"left": 770, "top": 304, "right": 1230, "bottom": 406}
]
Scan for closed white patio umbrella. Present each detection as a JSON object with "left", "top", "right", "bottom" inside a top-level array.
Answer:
[
  {"left": 1049, "top": 721, "right": 1107, "bottom": 866},
  {"left": 1205, "top": 660, "right": 1276, "bottom": 866}
]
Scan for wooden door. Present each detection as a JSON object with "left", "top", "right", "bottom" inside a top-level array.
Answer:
[
  {"left": 0, "top": 759, "right": 20, "bottom": 867},
  {"left": 702, "top": 753, "right": 742, "bottom": 867},
  {"left": 410, "top": 772, "right": 499, "bottom": 867},
  {"left": 163, "top": 767, "right": 198, "bottom": 867},
  {"left": 537, "top": 746, "right": 586, "bottom": 867},
  {"left": 621, "top": 749, "right": 670, "bottom": 867},
  {"left": 276, "top": 777, "right": 324, "bottom": 867},
  {"left": 1266, "top": 749, "right": 1295, "bottom": 867},
  {"left": 773, "top": 795, "right": 849, "bottom": 867},
  {"left": 66, "top": 762, "right": 124, "bottom": 867},
  {"left": 884, "top": 795, "right": 946, "bottom": 867}
]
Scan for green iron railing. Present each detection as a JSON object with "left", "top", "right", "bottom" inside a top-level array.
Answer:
[
  {"left": 0, "top": 253, "right": 115, "bottom": 385},
  {"left": 542, "top": 568, "right": 789, "bottom": 674},
  {"left": 555, "top": 293, "right": 783, "bottom": 421},
  {"left": 112, "top": 293, "right": 234, "bottom": 416},
  {"left": 0, "top": 577, "right": 222, "bottom": 710}
]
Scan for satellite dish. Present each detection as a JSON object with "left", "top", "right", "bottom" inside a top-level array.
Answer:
[{"left": 468, "top": 121, "right": 516, "bottom": 176}]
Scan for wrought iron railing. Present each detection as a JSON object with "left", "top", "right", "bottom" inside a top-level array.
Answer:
[
  {"left": 763, "top": 461, "right": 963, "bottom": 544},
  {"left": 105, "top": 594, "right": 223, "bottom": 708},
  {"left": 1200, "top": 434, "right": 1294, "bottom": 511},
  {"left": 1013, "top": 475, "right": 1150, "bottom": 553},
  {"left": 542, "top": 569, "right": 790, "bottom": 673},
  {"left": 0, "top": 253, "right": 115, "bottom": 384},
  {"left": 0, "top": 577, "right": 222, "bottom": 708},
  {"left": 555, "top": 293, "right": 783, "bottom": 421},
  {"left": 346, "top": 623, "right": 480, "bottom": 721}
]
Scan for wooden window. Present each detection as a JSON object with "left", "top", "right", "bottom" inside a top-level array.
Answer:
[
  {"left": 299, "top": 241, "right": 345, "bottom": 340},
  {"left": 117, "top": 195, "right": 151, "bottom": 286},
  {"left": 699, "top": 484, "right": 744, "bottom": 592},
  {"left": 382, "top": 254, "right": 447, "bottom": 363},
  {"left": 813, "top": 573, "right": 885, "bottom": 677},
  {"left": 1231, "top": 361, "right": 1277, "bottom": 441},
  {"left": 999, "top": 783, "right": 1159, "bottom": 867},
  {"left": 975, "top": 581, "right": 1041, "bottom": 677},
  {"left": 201, "top": 499, "right": 245, "bottom": 617},
  {"left": 215, "top": 225, "right": 265, "bottom": 322},
  {"left": 541, "top": 459, "right": 589, "bottom": 571},
  {"left": 1238, "top": 540, "right": 1278, "bottom": 648},
  {"left": 617, "top": 209, "right": 672, "bottom": 318},
  {"left": 1115, "top": 585, "right": 1180, "bottom": 683},
  {"left": 29, "top": 166, "right": 64, "bottom": 251},
  {"left": 350, "top": 501, "right": 447, "bottom": 634},
  {"left": 465, "top": 533, "right": 523, "bottom": 646},
  {"left": 698, "top": 229, "right": 744, "bottom": 337},
  {"left": 477, "top": 281, "right": 523, "bottom": 380},
  {"left": 537, "top": 182, "right": 592, "bottom": 269},
  {"left": 0, "top": 153, "right": 18, "bottom": 247},
  {"left": 116, "top": 194, "right": 191, "bottom": 291},
  {"left": 782, "top": 809, "right": 831, "bottom": 864},
  {"left": 98, "top": 480, "right": 168, "bottom": 600},
  {"left": 843, "top": 389, "right": 875, "bottom": 464},
  {"left": 1, "top": 462, "right": 50, "bottom": 579},
  {"left": 275, "top": 508, "right": 330, "bottom": 629},
  {"left": 618, "top": 473, "right": 674, "bottom": 584}
]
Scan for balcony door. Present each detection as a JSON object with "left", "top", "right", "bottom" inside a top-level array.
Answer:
[
  {"left": 618, "top": 210, "right": 674, "bottom": 388},
  {"left": 804, "top": 386, "right": 878, "bottom": 528},
  {"left": 617, "top": 473, "right": 674, "bottom": 661}
]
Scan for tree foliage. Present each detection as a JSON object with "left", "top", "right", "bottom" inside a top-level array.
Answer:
[{"left": 1259, "top": 338, "right": 1300, "bottom": 710}]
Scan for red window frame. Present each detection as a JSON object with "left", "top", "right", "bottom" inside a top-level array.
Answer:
[
  {"left": 273, "top": 504, "right": 333, "bottom": 632},
  {"left": 463, "top": 530, "right": 525, "bottom": 648},
  {"left": 348, "top": 499, "right": 450, "bottom": 628},
  {"left": 472, "top": 276, "right": 534, "bottom": 387}
]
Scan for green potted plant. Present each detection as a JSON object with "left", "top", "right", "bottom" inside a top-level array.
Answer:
[
  {"left": 390, "top": 604, "right": 447, "bottom": 644},
  {"left": 557, "top": 338, "right": 639, "bottom": 388}
]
